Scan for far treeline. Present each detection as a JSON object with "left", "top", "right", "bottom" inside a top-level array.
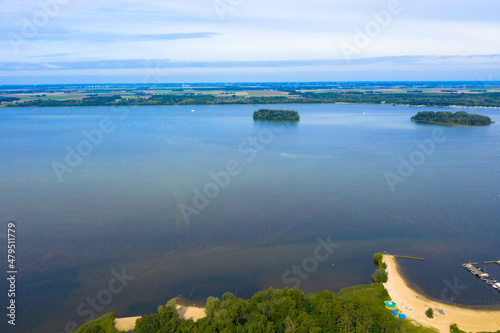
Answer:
[
  {"left": 5, "top": 92, "right": 500, "bottom": 108},
  {"left": 411, "top": 111, "right": 493, "bottom": 126},
  {"left": 253, "top": 109, "right": 300, "bottom": 121}
]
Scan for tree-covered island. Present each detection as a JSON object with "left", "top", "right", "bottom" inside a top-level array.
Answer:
[
  {"left": 253, "top": 109, "right": 300, "bottom": 121},
  {"left": 411, "top": 111, "right": 493, "bottom": 126}
]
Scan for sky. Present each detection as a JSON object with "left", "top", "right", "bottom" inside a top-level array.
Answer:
[{"left": 1, "top": 0, "right": 500, "bottom": 84}]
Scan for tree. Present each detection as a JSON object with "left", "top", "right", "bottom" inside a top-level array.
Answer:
[
  {"left": 425, "top": 308, "right": 434, "bottom": 318},
  {"left": 371, "top": 268, "right": 388, "bottom": 283},
  {"left": 449, "top": 323, "right": 467, "bottom": 333}
]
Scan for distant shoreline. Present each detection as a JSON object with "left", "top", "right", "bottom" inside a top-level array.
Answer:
[
  {"left": 2, "top": 101, "right": 500, "bottom": 109},
  {"left": 383, "top": 255, "right": 500, "bottom": 333}
]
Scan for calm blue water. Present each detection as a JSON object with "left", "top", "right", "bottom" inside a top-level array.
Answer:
[{"left": 0, "top": 104, "right": 499, "bottom": 332}]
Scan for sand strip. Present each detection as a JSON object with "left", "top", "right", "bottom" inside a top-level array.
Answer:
[
  {"left": 383, "top": 254, "right": 500, "bottom": 333},
  {"left": 114, "top": 316, "right": 141, "bottom": 332},
  {"left": 114, "top": 305, "right": 206, "bottom": 331}
]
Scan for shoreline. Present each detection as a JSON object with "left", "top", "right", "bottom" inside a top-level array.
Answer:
[{"left": 383, "top": 254, "right": 500, "bottom": 333}]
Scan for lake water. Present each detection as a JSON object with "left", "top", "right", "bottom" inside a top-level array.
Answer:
[{"left": 0, "top": 104, "right": 499, "bottom": 332}]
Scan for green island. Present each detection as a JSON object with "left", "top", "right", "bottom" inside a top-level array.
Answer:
[
  {"left": 72, "top": 254, "right": 492, "bottom": 333},
  {"left": 253, "top": 109, "right": 300, "bottom": 121},
  {"left": 411, "top": 111, "right": 493, "bottom": 126}
]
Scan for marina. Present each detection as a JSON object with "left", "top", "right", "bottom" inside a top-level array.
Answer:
[{"left": 462, "top": 261, "right": 500, "bottom": 293}]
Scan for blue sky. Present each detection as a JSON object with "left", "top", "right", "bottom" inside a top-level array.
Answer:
[{"left": 2, "top": 0, "right": 500, "bottom": 84}]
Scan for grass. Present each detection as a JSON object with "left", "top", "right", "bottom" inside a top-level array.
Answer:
[{"left": 73, "top": 312, "right": 124, "bottom": 333}]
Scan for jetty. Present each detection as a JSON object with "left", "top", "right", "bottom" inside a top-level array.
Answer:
[{"left": 393, "top": 255, "right": 424, "bottom": 261}]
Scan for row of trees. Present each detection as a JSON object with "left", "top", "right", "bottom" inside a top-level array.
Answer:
[
  {"left": 372, "top": 253, "right": 388, "bottom": 283},
  {"left": 7, "top": 92, "right": 500, "bottom": 108},
  {"left": 299, "top": 92, "right": 500, "bottom": 107}
]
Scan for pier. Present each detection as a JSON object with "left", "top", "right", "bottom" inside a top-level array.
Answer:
[
  {"left": 462, "top": 263, "right": 500, "bottom": 293},
  {"left": 393, "top": 255, "right": 424, "bottom": 261}
]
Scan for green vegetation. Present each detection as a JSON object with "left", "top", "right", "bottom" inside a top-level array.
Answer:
[
  {"left": 9, "top": 92, "right": 500, "bottom": 108},
  {"left": 74, "top": 251, "right": 496, "bottom": 333},
  {"left": 372, "top": 253, "right": 388, "bottom": 283},
  {"left": 411, "top": 111, "right": 493, "bottom": 126},
  {"left": 131, "top": 284, "right": 436, "bottom": 333},
  {"left": 372, "top": 268, "right": 389, "bottom": 283},
  {"left": 253, "top": 109, "right": 300, "bottom": 121},
  {"left": 0, "top": 96, "right": 20, "bottom": 102},
  {"left": 73, "top": 312, "right": 123, "bottom": 333},
  {"left": 77, "top": 252, "right": 438, "bottom": 333},
  {"left": 449, "top": 323, "right": 466, "bottom": 333}
]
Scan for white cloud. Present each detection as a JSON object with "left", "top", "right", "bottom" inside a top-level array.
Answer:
[{"left": 2, "top": 0, "right": 500, "bottom": 82}]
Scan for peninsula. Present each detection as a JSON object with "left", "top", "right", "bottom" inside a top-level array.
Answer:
[
  {"left": 253, "top": 109, "right": 300, "bottom": 121},
  {"left": 72, "top": 253, "right": 500, "bottom": 333},
  {"left": 411, "top": 111, "right": 493, "bottom": 126}
]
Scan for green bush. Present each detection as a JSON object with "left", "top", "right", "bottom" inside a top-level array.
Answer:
[
  {"left": 425, "top": 308, "right": 434, "bottom": 319},
  {"left": 449, "top": 323, "right": 466, "bottom": 333},
  {"left": 371, "top": 268, "right": 388, "bottom": 283}
]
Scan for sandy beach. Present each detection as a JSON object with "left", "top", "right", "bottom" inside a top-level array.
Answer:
[
  {"left": 383, "top": 255, "right": 500, "bottom": 333},
  {"left": 113, "top": 305, "right": 206, "bottom": 331}
]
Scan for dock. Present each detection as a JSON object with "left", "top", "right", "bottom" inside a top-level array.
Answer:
[
  {"left": 462, "top": 263, "right": 500, "bottom": 293},
  {"left": 483, "top": 260, "right": 500, "bottom": 265}
]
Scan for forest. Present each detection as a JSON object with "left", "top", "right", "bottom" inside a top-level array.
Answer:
[
  {"left": 253, "top": 109, "right": 300, "bottom": 121},
  {"left": 411, "top": 111, "right": 493, "bottom": 126}
]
